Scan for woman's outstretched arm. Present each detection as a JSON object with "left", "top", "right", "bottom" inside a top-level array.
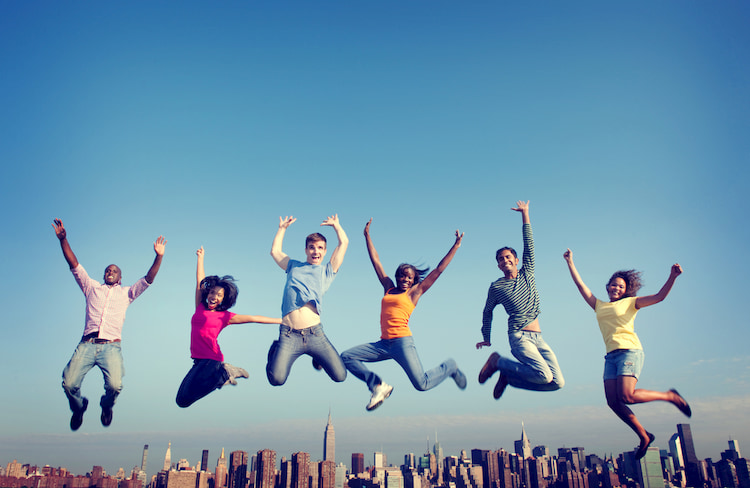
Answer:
[
  {"left": 563, "top": 248, "right": 597, "bottom": 310},
  {"left": 635, "top": 264, "right": 683, "bottom": 309},
  {"left": 364, "top": 218, "right": 394, "bottom": 293},
  {"left": 411, "top": 230, "right": 464, "bottom": 303},
  {"left": 195, "top": 247, "right": 206, "bottom": 308}
]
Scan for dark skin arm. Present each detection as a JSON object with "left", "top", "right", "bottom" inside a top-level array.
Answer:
[
  {"left": 52, "top": 219, "right": 79, "bottom": 269},
  {"left": 145, "top": 236, "right": 167, "bottom": 284}
]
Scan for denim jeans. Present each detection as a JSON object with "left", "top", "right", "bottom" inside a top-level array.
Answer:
[
  {"left": 176, "top": 358, "right": 229, "bottom": 408},
  {"left": 495, "top": 330, "right": 564, "bottom": 391},
  {"left": 341, "top": 335, "right": 458, "bottom": 392},
  {"left": 62, "top": 341, "right": 124, "bottom": 413},
  {"left": 603, "top": 349, "right": 644, "bottom": 380},
  {"left": 266, "top": 324, "right": 346, "bottom": 386}
]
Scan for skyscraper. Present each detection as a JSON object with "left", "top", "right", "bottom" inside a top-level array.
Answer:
[
  {"left": 229, "top": 451, "right": 248, "bottom": 488},
  {"left": 323, "top": 409, "right": 335, "bottom": 463},
  {"left": 141, "top": 445, "right": 149, "bottom": 474},
  {"left": 677, "top": 424, "right": 698, "bottom": 464},
  {"left": 216, "top": 449, "right": 228, "bottom": 488},
  {"left": 292, "top": 452, "right": 310, "bottom": 488},
  {"left": 164, "top": 443, "right": 172, "bottom": 472},
  {"left": 201, "top": 450, "right": 209, "bottom": 473},
  {"left": 678, "top": 423, "right": 702, "bottom": 487},
  {"left": 514, "top": 422, "right": 532, "bottom": 460},
  {"left": 351, "top": 454, "right": 364, "bottom": 475},
  {"left": 255, "top": 449, "right": 276, "bottom": 488},
  {"left": 669, "top": 434, "right": 684, "bottom": 469},
  {"left": 319, "top": 460, "right": 335, "bottom": 488}
]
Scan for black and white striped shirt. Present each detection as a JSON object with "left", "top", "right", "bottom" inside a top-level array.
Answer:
[{"left": 481, "top": 223, "right": 540, "bottom": 343}]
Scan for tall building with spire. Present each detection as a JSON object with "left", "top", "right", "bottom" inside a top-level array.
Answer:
[
  {"left": 515, "top": 422, "right": 532, "bottom": 460},
  {"left": 163, "top": 442, "right": 172, "bottom": 472},
  {"left": 215, "top": 449, "right": 228, "bottom": 488},
  {"left": 323, "top": 409, "right": 335, "bottom": 463}
]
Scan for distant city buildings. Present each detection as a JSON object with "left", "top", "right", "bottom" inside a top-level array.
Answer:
[{"left": 2, "top": 421, "right": 747, "bottom": 488}]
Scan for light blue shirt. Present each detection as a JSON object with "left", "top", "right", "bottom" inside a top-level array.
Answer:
[{"left": 281, "top": 259, "right": 336, "bottom": 317}]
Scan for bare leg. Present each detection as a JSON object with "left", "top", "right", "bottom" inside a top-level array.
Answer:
[{"left": 605, "top": 377, "right": 650, "bottom": 444}]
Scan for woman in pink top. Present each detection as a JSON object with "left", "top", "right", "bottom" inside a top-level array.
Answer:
[
  {"left": 564, "top": 249, "right": 691, "bottom": 459},
  {"left": 340, "top": 219, "right": 466, "bottom": 412},
  {"left": 176, "top": 247, "right": 281, "bottom": 408}
]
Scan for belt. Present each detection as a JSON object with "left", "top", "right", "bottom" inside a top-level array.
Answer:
[{"left": 81, "top": 333, "right": 121, "bottom": 344}]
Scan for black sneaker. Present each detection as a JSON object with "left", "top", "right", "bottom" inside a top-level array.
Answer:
[
  {"left": 100, "top": 404, "right": 113, "bottom": 427},
  {"left": 70, "top": 398, "right": 88, "bottom": 431}
]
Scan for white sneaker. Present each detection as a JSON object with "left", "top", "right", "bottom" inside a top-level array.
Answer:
[
  {"left": 366, "top": 383, "right": 393, "bottom": 411},
  {"left": 223, "top": 363, "right": 249, "bottom": 386}
]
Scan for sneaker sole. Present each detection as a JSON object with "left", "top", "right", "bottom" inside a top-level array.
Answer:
[{"left": 365, "top": 386, "right": 393, "bottom": 411}]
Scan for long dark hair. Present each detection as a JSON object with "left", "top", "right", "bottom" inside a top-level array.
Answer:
[{"left": 200, "top": 275, "right": 239, "bottom": 311}]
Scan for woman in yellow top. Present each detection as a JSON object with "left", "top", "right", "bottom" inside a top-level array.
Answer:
[
  {"left": 563, "top": 249, "right": 691, "bottom": 459},
  {"left": 341, "top": 219, "right": 466, "bottom": 411}
]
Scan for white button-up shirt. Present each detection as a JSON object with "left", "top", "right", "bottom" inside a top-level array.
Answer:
[{"left": 71, "top": 264, "right": 150, "bottom": 341}]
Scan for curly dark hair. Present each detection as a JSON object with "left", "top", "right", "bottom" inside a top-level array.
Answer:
[
  {"left": 607, "top": 270, "right": 642, "bottom": 299},
  {"left": 395, "top": 263, "right": 430, "bottom": 285},
  {"left": 199, "top": 275, "right": 239, "bottom": 311}
]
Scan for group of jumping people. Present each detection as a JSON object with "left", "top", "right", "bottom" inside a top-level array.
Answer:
[{"left": 52, "top": 200, "right": 692, "bottom": 459}]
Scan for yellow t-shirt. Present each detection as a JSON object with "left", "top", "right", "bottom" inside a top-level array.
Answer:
[
  {"left": 595, "top": 296, "right": 643, "bottom": 353},
  {"left": 380, "top": 290, "right": 415, "bottom": 340}
]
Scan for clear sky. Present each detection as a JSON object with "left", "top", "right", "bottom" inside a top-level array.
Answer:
[{"left": 1, "top": 0, "right": 749, "bottom": 477}]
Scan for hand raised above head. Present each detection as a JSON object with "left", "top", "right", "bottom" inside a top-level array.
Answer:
[
  {"left": 511, "top": 200, "right": 529, "bottom": 213},
  {"left": 154, "top": 236, "right": 167, "bottom": 256},
  {"left": 671, "top": 263, "right": 683, "bottom": 276},
  {"left": 364, "top": 218, "right": 373, "bottom": 236},
  {"left": 563, "top": 248, "right": 573, "bottom": 262},
  {"left": 321, "top": 214, "right": 340, "bottom": 227},
  {"left": 476, "top": 341, "right": 491, "bottom": 349},
  {"left": 278, "top": 216, "right": 296, "bottom": 229},
  {"left": 196, "top": 246, "right": 205, "bottom": 257},
  {"left": 454, "top": 230, "right": 464, "bottom": 246},
  {"left": 52, "top": 218, "right": 67, "bottom": 240}
]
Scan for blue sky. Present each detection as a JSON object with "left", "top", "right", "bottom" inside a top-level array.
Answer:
[{"left": 1, "top": 0, "right": 749, "bottom": 477}]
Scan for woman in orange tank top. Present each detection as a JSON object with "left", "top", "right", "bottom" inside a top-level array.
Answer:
[{"left": 340, "top": 219, "right": 466, "bottom": 411}]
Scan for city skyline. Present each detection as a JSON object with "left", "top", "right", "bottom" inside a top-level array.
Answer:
[
  {"left": 2, "top": 415, "right": 744, "bottom": 479},
  {"left": 1, "top": 1, "right": 749, "bottom": 482}
]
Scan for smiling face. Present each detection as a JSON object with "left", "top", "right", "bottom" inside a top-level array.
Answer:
[
  {"left": 496, "top": 250, "right": 519, "bottom": 277},
  {"left": 103, "top": 265, "right": 122, "bottom": 285},
  {"left": 305, "top": 239, "right": 327, "bottom": 265},
  {"left": 206, "top": 286, "right": 226, "bottom": 310},
  {"left": 607, "top": 277, "right": 627, "bottom": 302},
  {"left": 395, "top": 266, "right": 416, "bottom": 291}
]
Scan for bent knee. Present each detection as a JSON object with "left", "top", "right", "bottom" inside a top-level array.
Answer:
[
  {"left": 266, "top": 372, "right": 287, "bottom": 387},
  {"left": 175, "top": 396, "right": 192, "bottom": 408},
  {"left": 332, "top": 370, "right": 347, "bottom": 383}
]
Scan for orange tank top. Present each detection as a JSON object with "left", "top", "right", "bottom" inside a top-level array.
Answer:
[{"left": 380, "top": 289, "right": 415, "bottom": 339}]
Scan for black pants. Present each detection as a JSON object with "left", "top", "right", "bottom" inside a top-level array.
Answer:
[{"left": 176, "top": 358, "right": 229, "bottom": 408}]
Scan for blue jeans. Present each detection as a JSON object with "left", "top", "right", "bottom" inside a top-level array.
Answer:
[
  {"left": 266, "top": 324, "right": 346, "bottom": 386},
  {"left": 62, "top": 341, "right": 124, "bottom": 413},
  {"left": 176, "top": 358, "right": 229, "bottom": 408},
  {"left": 495, "top": 330, "right": 564, "bottom": 391},
  {"left": 603, "top": 349, "right": 644, "bottom": 380},
  {"left": 341, "top": 336, "right": 458, "bottom": 392}
]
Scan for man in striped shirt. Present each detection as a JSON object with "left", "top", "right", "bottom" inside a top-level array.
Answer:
[
  {"left": 476, "top": 201, "right": 564, "bottom": 399},
  {"left": 53, "top": 219, "right": 166, "bottom": 431}
]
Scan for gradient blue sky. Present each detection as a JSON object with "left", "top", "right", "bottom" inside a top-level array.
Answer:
[{"left": 2, "top": 0, "right": 749, "bottom": 477}]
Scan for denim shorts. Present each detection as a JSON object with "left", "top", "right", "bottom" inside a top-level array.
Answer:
[{"left": 603, "top": 349, "right": 644, "bottom": 380}]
